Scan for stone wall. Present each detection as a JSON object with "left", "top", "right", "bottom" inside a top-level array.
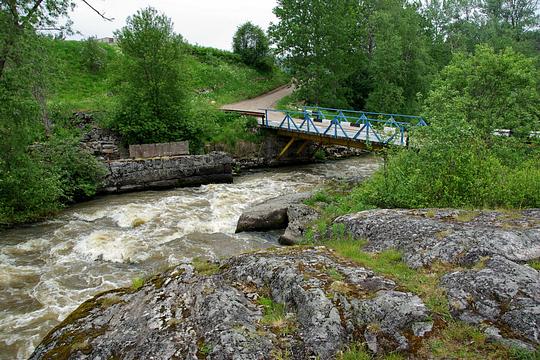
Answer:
[
  {"left": 80, "top": 127, "right": 127, "bottom": 161},
  {"left": 100, "top": 152, "right": 233, "bottom": 194},
  {"left": 129, "top": 141, "right": 189, "bottom": 159}
]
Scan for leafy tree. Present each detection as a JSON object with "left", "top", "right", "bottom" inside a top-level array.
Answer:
[
  {"left": 80, "top": 36, "right": 107, "bottom": 73},
  {"left": 424, "top": 45, "right": 539, "bottom": 140},
  {"left": 113, "top": 7, "right": 200, "bottom": 145},
  {"left": 232, "top": 22, "right": 270, "bottom": 70},
  {"left": 270, "top": 0, "right": 361, "bottom": 107},
  {"left": 0, "top": 1, "right": 109, "bottom": 225}
]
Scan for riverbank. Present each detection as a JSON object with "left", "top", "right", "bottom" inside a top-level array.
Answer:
[
  {"left": 0, "top": 156, "right": 380, "bottom": 359},
  {"left": 30, "top": 206, "right": 540, "bottom": 359}
]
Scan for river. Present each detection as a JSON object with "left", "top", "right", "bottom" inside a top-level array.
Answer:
[{"left": 0, "top": 156, "right": 380, "bottom": 359}]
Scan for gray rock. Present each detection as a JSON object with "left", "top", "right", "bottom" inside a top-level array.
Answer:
[
  {"left": 235, "top": 192, "right": 312, "bottom": 233},
  {"left": 441, "top": 256, "right": 540, "bottom": 348},
  {"left": 101, "top": 152, "right": 233, "bottom": 194},
  {"left": 31, "top": 248, "right": 432, "bottom": 359},
  {"left": 279, "top": 204, "right": 320, "bottom": 245},
  {"left": 334, "top": 208, "right": 540, "bottom": 268}
]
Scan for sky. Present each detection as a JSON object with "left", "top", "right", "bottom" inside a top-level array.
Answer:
[{"left": 67, "top": 0, "right": 278, "bottom": 50}]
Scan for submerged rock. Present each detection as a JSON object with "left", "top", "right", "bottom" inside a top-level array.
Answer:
[
  {"left": 235, "top": 192, "right": 312, "bottom": 233},
  {"left": 441, "top": 256, "right": 540, "bottom": 350},
  {"left": 334, "top": 208, "right": 540, "bottom": 268},
  {"left": 30, "top": 248, "right": 432, "bottom": 359}
]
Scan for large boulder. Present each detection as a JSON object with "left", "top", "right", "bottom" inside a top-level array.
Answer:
[
  {"left": 235, "top": 192, "right": 312, "bottom": 233},
  {"left": 441, "top": 256, "right": 540, "bottom": 350},
  {"left": 30, "top": 248, "right": 433, "bottom": 359},
  {"left": 334, "top": 208, "right": 540, "bottom": 268}
]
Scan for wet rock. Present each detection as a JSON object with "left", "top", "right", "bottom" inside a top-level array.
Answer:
[
  {"left": 31, "top": 248, "right": 432, "bottom": 359},
  {"left": 441, "top": 256, "right": 540, "bottom": 349},
  {"left": 334, "top": 209, "right": 540, "bottom": 268},
  {"left": 235, "top": 192, "right": 312, "bottom": 233},
  {"left": 279, "top": 204, "right": 319, "bottom": 245}
]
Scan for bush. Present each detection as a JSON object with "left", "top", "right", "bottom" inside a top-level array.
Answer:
[
  {"left": 232, "top": 22, "right": 271, "bottom": 70},
  {"left": 80, "top": 37, "right": 108, "bottom": 74}
]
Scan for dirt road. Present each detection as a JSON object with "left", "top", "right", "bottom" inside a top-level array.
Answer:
[{"left": 221, "top": 84, "right": 294, "bottom": 112}]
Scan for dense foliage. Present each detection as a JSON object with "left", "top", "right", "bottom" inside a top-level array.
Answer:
[
  {"left": 233, "top": 22, "right": 271, "bottom": 70},
  {"left": 361, "top": 46, "right": 540, "bottom": 209},
  {"left": 270, "top": 0, "right": 539, "bottom": 113},
  {"left": 0, "top": 1, "right": 107, "bottom": 225}
]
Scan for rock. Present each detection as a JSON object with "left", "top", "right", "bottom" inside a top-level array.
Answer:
[
  {"left": 279, "top": 204, "right": 319, "bottom": 245},
  {"left": 334, "top": 208, "right": 540, "bottom": 268},
  {"left": 441, "top": 256, "right": 540, "bottom": 349},
  {"left": 30, "top": 248, "right": 433, "bottom": 359},
  {"left": 235, "top": 192, "right": 312, "bottom": 233},
  {"left": 101, "top": 152, "right": 233, "bottom": 194}
]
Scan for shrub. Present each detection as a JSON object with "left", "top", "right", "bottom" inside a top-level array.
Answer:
[{"left": 80, "top": 37, "right": 108, "bottom": 74}]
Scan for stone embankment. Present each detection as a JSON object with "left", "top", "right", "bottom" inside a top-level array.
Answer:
[{"left": 100, "top": 152, "right": 233, "bottom": 194}]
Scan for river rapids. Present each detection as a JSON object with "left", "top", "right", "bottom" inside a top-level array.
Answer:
[{"left": 0, "top": 156, "right": 380, "bottom": 359}]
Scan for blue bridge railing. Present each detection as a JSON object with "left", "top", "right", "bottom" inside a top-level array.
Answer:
[{"left": 262, "top": 106, "right": 428, "bottom": 146}]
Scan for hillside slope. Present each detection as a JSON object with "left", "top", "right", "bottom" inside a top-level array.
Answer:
[{"left": 46, "top": 40, "right": 289, "bottom": 113}]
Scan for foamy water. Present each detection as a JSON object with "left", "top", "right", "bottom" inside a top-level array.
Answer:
[{"left": 0, "top": 156, "right": 380, "bottom": 359}]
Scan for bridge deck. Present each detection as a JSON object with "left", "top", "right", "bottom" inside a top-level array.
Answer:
[{"left": 260, "top": 108, "right": 426, "bottom": 148}]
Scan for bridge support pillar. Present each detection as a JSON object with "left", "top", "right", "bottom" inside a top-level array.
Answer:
[{"left": 277, "top": 138, "right": 296, "bottom": 160}]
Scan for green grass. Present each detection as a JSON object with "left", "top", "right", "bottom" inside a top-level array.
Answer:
[
  {"left": 191, "top": 258, "right": 220, "bottom": 276},
  {"left": 528, "top": 260, "right": 540, "bottom": 271},
  {"left": 324, "top": 239, "right": 451, "bottom": 319},
  {"left": 258, "top": 297, "right": 296, "bottom": 335},
  {"left": 44, "top": 39, "right": 289, "bottom": 114},
  {"left": 131, "top": 277, "right": 145, "bottom": 291}
]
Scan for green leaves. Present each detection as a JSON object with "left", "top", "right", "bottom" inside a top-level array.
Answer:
[
  {"left": 112, "top": 7, "right": 191, "bottom": 145},
  {"left": 232, "top": 22, "right": 270, "bottom": 70}
]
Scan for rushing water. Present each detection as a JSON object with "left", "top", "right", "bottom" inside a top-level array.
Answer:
[{"left": 0, "top": 156, "right": 380, "bottom": 359}]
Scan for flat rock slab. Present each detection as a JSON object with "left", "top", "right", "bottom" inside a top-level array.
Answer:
[
  {"left": 235, "top": 192, "right": 312, "bottom": 233},
  {"left": 30, "top": 248, "right": 432, "bottom": 360},
  {"left": 334, "top": 208, "right": 540, "bottom": 268}
]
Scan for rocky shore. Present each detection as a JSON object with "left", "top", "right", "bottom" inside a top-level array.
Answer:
[{"left": 30, "top": 200, "right": 540, "bottom": 358}]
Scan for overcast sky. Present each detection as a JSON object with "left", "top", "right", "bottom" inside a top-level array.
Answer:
[{"left": 67, "top": 0, "right": 278, "bottom": 50}]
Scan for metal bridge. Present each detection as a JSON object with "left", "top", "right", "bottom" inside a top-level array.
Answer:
[{"left": 250, "top": 106, "right": 426, "bottom": 158}]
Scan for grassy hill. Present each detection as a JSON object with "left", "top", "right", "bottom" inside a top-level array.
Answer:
[{"left": 46, "top": 39, "right": 289, "bottom": 113}]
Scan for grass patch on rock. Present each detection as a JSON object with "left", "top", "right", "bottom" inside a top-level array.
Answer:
[
  {"left": 258, "top": 297, "right": 296, "bottom": 335},
  {"left": 325, "top": 239, "right": 451, "bottom": 319},
  {"left": 192, "top": 258, "right": 220, "bottom": 276}
]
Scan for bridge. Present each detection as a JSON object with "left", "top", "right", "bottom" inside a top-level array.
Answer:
[{"left": 221, "top": 86, "right": 428, "bottom": 159}]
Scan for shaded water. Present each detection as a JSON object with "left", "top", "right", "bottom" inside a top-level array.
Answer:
[{"left": 0, "top": 156, "right": 380, "bottom": 359}]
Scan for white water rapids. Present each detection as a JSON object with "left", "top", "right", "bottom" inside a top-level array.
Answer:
[{"left": 0, "top": 156, "right": 380, "bottom": 359}]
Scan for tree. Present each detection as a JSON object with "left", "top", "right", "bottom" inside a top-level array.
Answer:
[
  {"left": 113, "top": 7, "right": 197, "bottom": 145},
  {"left": 232, "top": 22, "right": 270, "bottom": 69},
  {"left": 269, "top": 0, "right": 361, "bottom": 107},
  {"left": 0, "top": 1, "right": 110, "bottom": 225}
]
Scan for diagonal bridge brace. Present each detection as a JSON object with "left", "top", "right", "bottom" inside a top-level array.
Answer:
[{"left": 277, "top": 138, "right": 296, "bottom": 160}]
